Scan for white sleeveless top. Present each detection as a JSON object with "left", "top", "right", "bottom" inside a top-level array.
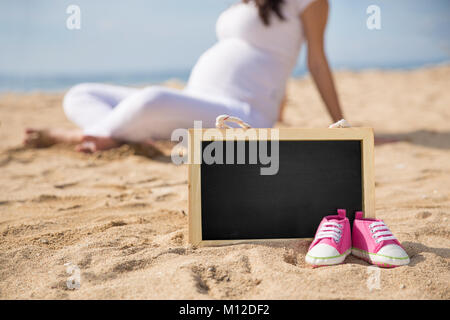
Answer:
[{"left": 186, "top": 0, "right": 316, "bottom": 125}]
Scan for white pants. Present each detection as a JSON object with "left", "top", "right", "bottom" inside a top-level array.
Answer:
[{"left": 63, "top": 83, "right": 272, "bottom": 141}]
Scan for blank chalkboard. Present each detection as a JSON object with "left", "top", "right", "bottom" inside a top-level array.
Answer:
[{"left": 188, "top": 128, "right": 374, "bottom": 246}]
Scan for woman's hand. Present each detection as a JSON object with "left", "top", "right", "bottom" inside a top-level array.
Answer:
[{"left": 301, "top": 0, "right": 344, "bottom": 123}]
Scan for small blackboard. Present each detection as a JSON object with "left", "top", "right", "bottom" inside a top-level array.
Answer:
[{"left": 188, "top": 128, "right": 374, "bottom": 246}]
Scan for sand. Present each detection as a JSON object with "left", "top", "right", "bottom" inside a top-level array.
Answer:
[{"left": 0, "top": 66, "right": 449, "bottom": 299}]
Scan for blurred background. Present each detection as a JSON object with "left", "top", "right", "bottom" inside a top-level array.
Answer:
[{"left": 1, "top": 0, "right": 449, "bottom": 92}]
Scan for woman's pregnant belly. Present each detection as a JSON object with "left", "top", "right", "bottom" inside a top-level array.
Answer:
[{"left": 186, "top": 38, "right": 288, "bottom": 123}]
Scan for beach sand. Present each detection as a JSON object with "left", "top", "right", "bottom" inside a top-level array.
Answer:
[{"left": 0, "top": 66, "right": 449, "bottom": 299}]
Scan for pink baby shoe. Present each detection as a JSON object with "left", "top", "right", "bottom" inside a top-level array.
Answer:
[
  {"left": 305, "top": 209, "right": 351, "bottom": 266},
  {"left": 352, "top": 211, "right": 410, "bottom": 268}
]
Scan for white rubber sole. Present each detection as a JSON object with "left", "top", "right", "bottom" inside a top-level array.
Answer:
[
  {"left": 305, "top": 249, "right": 351, "bottom": 266},
  {"left": 351, "top": 247, "right": 410, "bottom": 267}
]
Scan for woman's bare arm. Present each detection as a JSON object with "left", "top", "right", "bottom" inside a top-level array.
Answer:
[
  {"left": 301, "top": 0, "right": 344, "bottom": 123},
  {"left": 278, "top": 94, "right": 287, "bottom": 122}
]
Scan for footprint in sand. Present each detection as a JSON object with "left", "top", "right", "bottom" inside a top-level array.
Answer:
[
  {"left": 54, "top": 181, "right": 79, "bottom": 189},
  {"left": 415, "top": 211, "right": 432, "bottom": 219},
  {"left": 57, "top": 204, "right": 82, "bottom": 211},
  {"left": 190, "top": 262, "right": 260, "bottom": 298},
  {"left": 155, "top": 192, "right": 178, "bottom": 202},
  {"left": 283, "top": 249, "right": 298, "bottom": 266},
  {"left": 112, "top": 258, "right": 151, "bottom": 273},
  {"left": 93, "top": 183, "right": 127, "bottom": 191}
]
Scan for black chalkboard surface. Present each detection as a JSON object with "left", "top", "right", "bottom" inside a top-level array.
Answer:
[
  {"left": 188, "top": 128, "right": 375, "bottom": 246},
  {"left": 201, "top": 141, "right": 362, "bottom": 240}
]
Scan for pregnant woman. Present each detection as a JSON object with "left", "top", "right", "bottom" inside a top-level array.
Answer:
[{"left": 25, "top": 0, "right": 343, "bottom": 152}]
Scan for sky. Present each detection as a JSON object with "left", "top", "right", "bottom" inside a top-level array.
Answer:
[{"left": 0, "top": 0, "right": 449, "bottom": 91}]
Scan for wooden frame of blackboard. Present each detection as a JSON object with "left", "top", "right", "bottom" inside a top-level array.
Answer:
[{"left": 188, "top": 128, "right": 375, "bottom": 247}]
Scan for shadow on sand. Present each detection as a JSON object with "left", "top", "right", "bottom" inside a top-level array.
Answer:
[
  {"left": 377, "top": 130, "right": 450, "bottom": 150},
  {"left": 402, "top": 241, "right": 450, "bottom": 267}
]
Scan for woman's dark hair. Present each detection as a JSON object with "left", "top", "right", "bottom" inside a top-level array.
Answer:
[{"left": 243, "top": 0, "right": 285, "bottom": 26}]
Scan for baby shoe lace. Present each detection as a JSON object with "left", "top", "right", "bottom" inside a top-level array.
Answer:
[
  {"left": 369, "top": 221, "right": 396, "bottom": 243},
  {"left": 315, "top": 221, "right": 343, "bottom": 243}
]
